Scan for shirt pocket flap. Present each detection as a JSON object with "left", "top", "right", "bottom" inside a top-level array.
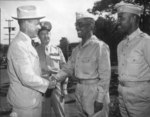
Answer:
[{"left": 49, "top": 55, "right": 61, "bottom": 60}]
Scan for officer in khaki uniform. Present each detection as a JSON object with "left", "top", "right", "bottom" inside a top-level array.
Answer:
[
  {"left": 7, "top": 6, "right": 56, "bottom": 117},
  {"left": 51, "top": 12, "right": 111, "bottom": 117},
  {"left": 36, "top": 21, "right": 68, "bottom": 117},
  {"left": 115, "top": 1, "right": 150, "bottom": 117}
]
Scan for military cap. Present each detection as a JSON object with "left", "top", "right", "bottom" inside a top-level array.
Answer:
[
  {"left": 115, "top": 1, "right": 143, "bottom": 16},
  {"left": 39, "top": 21, "right": 52, "bottom": 32},
  {"left": 76, "top": 12, "right": 96, "bottom": 21}
]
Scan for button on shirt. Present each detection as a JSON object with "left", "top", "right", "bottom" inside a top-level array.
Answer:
[
  {"left": 57, "top": 35, "right": 111, "bottom": 102},
  {"left": 63, "top": 36, "right": 110, "bottom": 80},
  {"left": 36, "top": 43, "right": 67, "bottom": 91},
  {"left": 117, "top": 28, "right": 150, "bottom": 82}
]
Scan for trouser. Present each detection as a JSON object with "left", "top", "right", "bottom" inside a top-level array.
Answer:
[
  {"left": 74, "top": 83, "right": 109, "bottom": 117},
  {"left": 42, "top": 88, "right": 65, "bottom": 117},
  {"left": 118, "top": 82, "right": 150, "bottom": 117},
  {"left": 10, "top": 102, "right": 42, "bottom": 117},
  {"left": 51, "top": 88, "right": 65, "bottom": 117}
]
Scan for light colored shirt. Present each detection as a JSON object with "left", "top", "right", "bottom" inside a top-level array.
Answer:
[
  {"left": 36, "top": 43, "right": 67, "bottom": 90},
  {"left": 56, "top": 35, "right": 111, "bottom": 102},
  {"left": 117, "top": 28, "right": 150, "bottom": 82},
  {"left": 36, "top": 44, "right": 66, "bottom": 73}
]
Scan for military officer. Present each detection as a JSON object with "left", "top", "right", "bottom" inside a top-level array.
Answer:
[
  {"left": 51, "top": 12, "right": 111, "bottom": 117},
  {"left": 36, "top": 21, "right": 68, "bottom": 117},
  {"left": 115, "top": 1, "right": 150, "bottom": 117}
]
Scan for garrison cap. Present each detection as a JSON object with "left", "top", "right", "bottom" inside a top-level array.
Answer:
[
  {"left": 76, "top": 12, "right": 96, "bottom": 21},
  {"left": 75, "top": 12, "right": 97, "bottom": 27},
  {"left": 115, "top": 1, "right": 143, "bottom": 16},
  {"left": 39, "top": 21, "right": 52, "bottom": 33}
]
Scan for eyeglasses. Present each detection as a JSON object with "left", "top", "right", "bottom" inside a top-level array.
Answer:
[{"left": 75, "top": 22, "right": 89, "bottom": 28}]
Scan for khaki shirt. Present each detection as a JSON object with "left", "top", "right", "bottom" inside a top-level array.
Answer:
[
  {"left": 36, "top": 44, "right": 66, "bottom": 73},
  {"left": 57, "top": 35, "right": 111, "bottom": 102},
  {"left": 36, "top": 44, "right": 67, "bottom": 90},
  {"left": 117, "top": 28, "right": 150, "bottom": 82}
]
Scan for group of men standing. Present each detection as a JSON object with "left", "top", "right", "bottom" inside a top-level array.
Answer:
[{"left": 6, "top": 1, "right": 150, "bottom": 117}]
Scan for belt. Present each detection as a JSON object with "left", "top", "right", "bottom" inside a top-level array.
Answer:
[
  {"left": 119, "top": 80, "right": 150, "bottom": 87},
  {"left": 76, "top": 77, "right": 99, "bottom": 85}
]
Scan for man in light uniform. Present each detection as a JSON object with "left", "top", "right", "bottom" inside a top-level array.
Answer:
[
  {"left": 36, "top": 21, "right": 68, "bottom": 117},
  {"left": 115, "top": 1, "right": 150, "bottom": 117},
  {"left": 51, "top": 12, "right": 111, "bottom": 117},
  {"left": 7, "top": 6, "right": 55, "bottom": 117}
]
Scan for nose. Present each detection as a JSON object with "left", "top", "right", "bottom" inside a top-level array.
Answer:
[
  {"left": 45, "top": 34, "right": 49, "bottom": 38},
  {"left": 76, "top": 26, "right": 80, "bottom": 31}
]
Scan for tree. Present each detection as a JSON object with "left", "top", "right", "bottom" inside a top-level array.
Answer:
[
  {"left": 59, "top": 37, "right": 69, "bottom": 60},
  {"left": 92, "top": 0, "right": 150, "bottom": 34},
  {"left": 94, "top": 15, "right": 122, "bottom": 65},
  {"left": 91, "top": 0, "right": 150, "bottom": 64},
  {"left": 92, "top": 0, "right": 120, "bottom": 13}
]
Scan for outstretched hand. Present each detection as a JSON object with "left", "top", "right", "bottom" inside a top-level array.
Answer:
[{"left": 48, "top": 75, "right": 57, "bottom": 89}]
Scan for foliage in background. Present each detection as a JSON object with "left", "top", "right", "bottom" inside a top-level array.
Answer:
[
  {"left": 91, "top": 1, "right": 150, "bottom": 116},
  {"left": 92, "top": 0, "right": 150, "bottom": 34},
  {"left": 91, "top": 0, "right": 150, "bottom": 64},
  {"left": 59, "top": 37, "right": 69, "bottom": 60}
]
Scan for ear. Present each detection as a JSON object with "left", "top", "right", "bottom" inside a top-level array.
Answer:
[{"left": 131, "top": 14, "right": 136, "bottom": 24}]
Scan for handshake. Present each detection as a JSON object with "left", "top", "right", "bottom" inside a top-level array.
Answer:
[
  {"left": 48, "top": 74, "right": 59, "bottom": 89},
  {"left": 41, "top": 69, "right": 59, "bottom": 89}
]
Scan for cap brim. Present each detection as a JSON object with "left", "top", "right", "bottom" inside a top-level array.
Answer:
[{"left": 12, "top": 16, "right": 45, "bottom": 20}]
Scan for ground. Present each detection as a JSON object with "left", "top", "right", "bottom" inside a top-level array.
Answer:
[{"left": 0, "top": 67, "right": 121, "bottom": 117}]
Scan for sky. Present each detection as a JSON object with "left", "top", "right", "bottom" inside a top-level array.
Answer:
[{"left": 0, "top": 0, "right": 98, "bottom": 45}]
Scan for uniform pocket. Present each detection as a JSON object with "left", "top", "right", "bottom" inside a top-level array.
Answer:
[
  {"left": 126, "top": 53, "right": 142, "bottom": 76},
  {"left": 141, "top": 84, "right": 150, "bottom": 101},
  {"left": 81, "top": 57, "right": 96, "bottom": 74},
  {"left": 127, "top": 51, "right": 142, "bottom": 64},
  {"left": 125, "top": 86, "right": 147, "bottom": 104},
  {"left": 82, "top": 57, "right": 96, "bottom": 63}
]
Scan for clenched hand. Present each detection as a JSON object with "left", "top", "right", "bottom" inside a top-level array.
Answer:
[
  {"left": 48, "top": 76, "right": 57, "bottom": 89},
  {"left": 94, "top": 101, "right": 103, "bottom": 113}
]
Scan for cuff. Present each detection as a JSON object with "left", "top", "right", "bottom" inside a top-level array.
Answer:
[
  {"left": 96, "top": 92, "right": 105, "bottom": 102},
  {"left": 39, "top": 78, "right": 49, "bottom": 93}
]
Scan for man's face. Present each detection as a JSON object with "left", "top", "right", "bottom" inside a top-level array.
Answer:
[
  {"left": 117, "top": 12, "right": 133, "bottom": 35},
  {"left": 26, "top": 19, "right": 40, "bottom": 38},
  {"left": 75, "top": 18, "right": 91, "bottom": 38},
  {"left": 38, "top": 30, "right": 50, "bottom": 45}
]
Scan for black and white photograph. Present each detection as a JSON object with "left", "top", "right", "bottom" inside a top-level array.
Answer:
[{"left": 0, "top": 0, "right": 150, "bottom": 117}]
